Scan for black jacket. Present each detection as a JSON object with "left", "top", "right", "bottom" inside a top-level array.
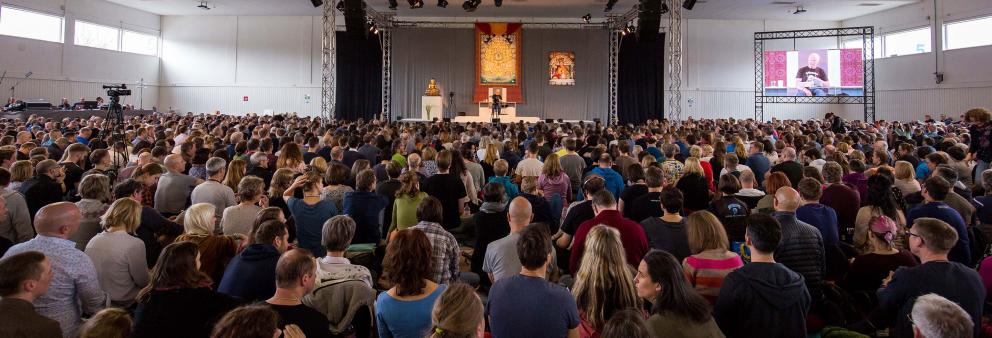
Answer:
[
  {"left": 133, "top": 287, "right": 241, "bottom": 338},
  {"left": 772, "top": 212, "right": 826, "bottom": 298},
  {"left": 709, "top": 196, "right": 751, "bottom": 243},
  {"left": 714, "top": 262, "right": 810, "bottom": 338},
  {"left": 217, "top": 244, "right": 281, "bottom": 302},
  {"left": 771, "top": 161, "right": 804, "bottom": 189},
  {"left": 19, "top": 175, "right": 64, "bottom": 222}
]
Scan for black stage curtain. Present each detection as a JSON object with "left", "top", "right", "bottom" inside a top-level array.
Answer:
[
  {"left": 335, "top": 32, "right": 382, "bottom": 121},
  {"left": 618, "top": 33, "right": 665, "bottom": 124}
]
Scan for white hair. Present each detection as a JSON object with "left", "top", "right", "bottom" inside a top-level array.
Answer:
[
  {"left": 206, "top": 157, "right": 227, "bottom": 176},
  {"left": 911, "top": 293, "right": 973, "bottom": 338}
]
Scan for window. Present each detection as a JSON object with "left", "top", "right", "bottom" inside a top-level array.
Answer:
[
  {"left": 0, "top": 6, "right": 64, "bottom": 43},
  {"left": 883, "top": 27, "right": 932, "bottom": 57},
  {"left": 74, "top": 21, "right": 119, "bottom": 51},
  {"left": 842, "top": 37, "right": 883, "bottom": 59},
  {"left": 945, "top": 16, "right": 992, "bottom": 50},
  {"left": 122, "top": 30, "right": 157, "bottom": 56}
]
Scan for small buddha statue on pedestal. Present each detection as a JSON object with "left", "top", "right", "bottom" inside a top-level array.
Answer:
[{"left": 425, "top": 78, "right": 441, "bottom": 96}]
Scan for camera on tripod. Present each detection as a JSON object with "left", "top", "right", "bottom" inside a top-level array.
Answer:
[{"left": 102, "top": 84, "right": 131, "bottom": 98}]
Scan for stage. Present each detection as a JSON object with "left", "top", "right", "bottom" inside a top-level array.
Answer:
[{"left": 1, "top": 109, "right": 153, "bottom": 121}]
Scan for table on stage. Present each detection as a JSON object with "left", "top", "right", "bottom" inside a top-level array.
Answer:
[{"left": 452, "top": 102, "right": 540, "bottom": 123}]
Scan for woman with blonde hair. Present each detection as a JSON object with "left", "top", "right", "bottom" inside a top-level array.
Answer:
[
  {"left": 421, "top": 147, "right": 439, "bottom": 177},
  {"left": 267, "top": 168, "right": 295, "bottom": 222},
  {"left": 539, "top": 153, "right": 571, "bottom": 203},
  {"left": 677, "top": 157, "right": 711, "bottom": 212},
  {"left": 732, "top": 137, "right": 748, "bottom": 161},
  {"left": 276, "top": 142, "right": 305, "bottom": 173},
  {"left": 690, "top": 146, "right": 715, "bottom": 190},
  {"left": 389, "top": 171, "right": 428, "bottom": 241},
  {"left": 72, "top": 174, "right": 112, "bottom": 250},
  {"left": 84, "top": 197, "right": 150, "bottom": 307},
  {"left": 572, "top": 225, "right": 641, "bottom": 338},
  {"left": 79, "top": 308, "right": 133, "bottom": 338},
  {"left": 223, "top": 159, "right": 246, "bottom": 193},
  {"left": 480, "top": 144, "right": 500, "bottom": 180},
  {"left": 7, "top": 160, "right": 32, "bottom": 192},
  {"left": 308, "top": 156, "right": 328, "bottom": 178},
  {"left": 893, "top": 160, "right": 921, "bottom": 196},
  {"left": 682, "top": 210, "right": 743, "bottom": 305},
  {"left": 429, "top": 283, "right": 485, "bottom": 338},
  {"left": 176, "top": 203, "right": 245, "bottom": 288}
]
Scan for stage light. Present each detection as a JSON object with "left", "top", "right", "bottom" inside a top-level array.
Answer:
[
  {"left": 408, "top": 0, "right": 424, "bottom": 8},
  {"left": 660, "top": 3, "right": 668, "bottom": 14},
  {"left": 682, "top": 0, "right": 696, "bottom": 10},
  {"left": 462, "top": 0, "right": 480, "bottom": 12},
  {"left": 387, "top": 0, "right": 397, "bottom": 9},
  {"left": 582, "top": 13, "right": 591, "bottom": 23},
  {"left": 604, "top": 0, "right": 617, "bottom": 12},
  {"left": 793, "top": 6, "right": 806, "bottom": 14},
  {"left": 310, "top": 0, "right": 323, "bottom": 7},
  {"left": 437, "top": 0, "right": 448, "bottom": 7},
  {"left": 494, "top": 0, "right": 502, "bottom": 7},
  {"left": 336, "top": 0, "right": 346, "bottom": 11}
]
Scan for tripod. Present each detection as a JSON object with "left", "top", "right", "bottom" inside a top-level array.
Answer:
[{"left": 103, "top": 95, "right": 126, "bottom": 182}]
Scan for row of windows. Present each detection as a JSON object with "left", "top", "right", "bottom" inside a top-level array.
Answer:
[
  {"left": 841, "top": 15, "right": 992, "bottom": 59},
  {"left": 0, "top": 5, "right": 158, "bottom": 56}
]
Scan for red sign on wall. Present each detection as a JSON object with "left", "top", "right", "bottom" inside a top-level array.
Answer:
[{"left": 243, "top": 96, "right": 249, "bottom": 102}]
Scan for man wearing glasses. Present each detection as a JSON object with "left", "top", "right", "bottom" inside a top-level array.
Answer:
[{"left": 850, "top": 218, "right": 983, "bottom": 337}]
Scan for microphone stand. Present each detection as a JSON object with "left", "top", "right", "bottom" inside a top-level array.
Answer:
[{"left": 9, "top": 72, "right": 32, "bottom": 100}]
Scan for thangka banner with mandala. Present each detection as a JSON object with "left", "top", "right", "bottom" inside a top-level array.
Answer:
[{"left": 474, "top": 23, "right": 523, "bottom": 103}]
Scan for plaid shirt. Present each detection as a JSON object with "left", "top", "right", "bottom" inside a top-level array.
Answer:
[{"left": 413, "top": 221, "right": 460, "bottom": 284}]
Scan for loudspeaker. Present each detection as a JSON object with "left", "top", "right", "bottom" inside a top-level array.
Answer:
[
  {"left": 683, "top": 0, "right": 696, "bottom": 10},
  {"left": 492, "top": 118, "right": 501, "bottom": 124},
  {"left": 545, "top": 119, "right": 553, "bottom": 124},
  {"left": 457, "top": 111, "right": 466, "bottom": 117},
  {"left": 395, "top": 115, "right": 403, "bottom": 121},
  {"left": 637, "top": 0, "right": 661, "bottom": 43},
  {"left": 443, "top": 117, "right": 451, "bottom": 123},
  {"left": 310, "top": 0, "right": 324, "bottom": 7},
  {"left": 343, "top": 0, "right": 368, "bottom": 39}
]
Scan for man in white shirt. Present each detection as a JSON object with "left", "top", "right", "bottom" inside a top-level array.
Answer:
[
  {"left": 515, "top": 142, "right": 544, "bottom": 178},
  {"left": 191, "top": 157, "right": 236, "bottom": 221}
]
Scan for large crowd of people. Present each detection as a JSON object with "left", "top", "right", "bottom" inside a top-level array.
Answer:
[{"left": 0, "top": 109, "right": 990, "bottom": 337}]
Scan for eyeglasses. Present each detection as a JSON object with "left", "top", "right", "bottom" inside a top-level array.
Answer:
[{"left": 907, "top": 231, "right": 921, "bottom": 238}]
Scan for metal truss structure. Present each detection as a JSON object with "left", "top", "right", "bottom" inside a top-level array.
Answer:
[
  {"left": 380, "top": 28, "right": 392, "bottom": 122},
  {"left": 667, "top": 0, "right": 683, "bottom": 122},
  {"left": 606, "top": 8, "right": 637, "bottom": 126},
  {"left": 320, "top": 1, "right": 336, "bottom": 122},
  {"left": 753, "top": 26, "right": 876, "bottom": 122}
]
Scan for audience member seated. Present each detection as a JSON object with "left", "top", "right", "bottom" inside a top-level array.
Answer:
[
  {"left": 0, "top": 168, "right": 31, "bottom": 255},
  {"left": 677, "top": 158, "right": 712, "bottom": 212},
  {"left": 343, "top": 169, "right": 388, "bottom": 244},
  {"left": 842, "top": 215, "right": 917, "bottom": 309},
  {"left": 71, "top": 174, "right": 112, "bottom": 251},
  {"left": 0, "top": 251, "right": 63, "bottom": 338},
  {"left": 2, "top": 202, "right": 106, "bottom": 337},
  {"left": 264, "top": 248, "right": 332, "bottom": 338},
  {"left": 176, "top": 203, "right": 245, "bottom": 287},
  {"left": 600, "top": 309, "right": 653, "bottom": 338},
  {"left": 472, "top": 182, "right": 510, "bottom": 289},
  {"left": 627, "top": 166, "right": 664, "bottom": 223},
  {"left": 771, "top": 186, "right": 825, "bottom": 299},
  {"left": 21, "top": 160, "right": 66, "bottom": 222},
  {"left": 221, "top": 176, "right": 267, "bottom": 236},
  {"left": 388, "top": 171, "right": 427, "bottom": 241},
  {"left": 640, "top": 186, "right": 690, "bottom": 261},
  {"left": 376, "top": 229, "right": 447, "bottom": 338},
  {"left": 155, "top": 154, "right": 201, "bottom": 216},
  {"left": 212, "top": 304, "right": 305, "bottom": 338},
  {"left": 733, "top": 170, "right": 764, "bottom": 210},
  {"left": 84, "top": 197, "right": 149, "bottom": 307},
  {"left": 285, "top": 171, "right": 338, "bottom": 257},
  {"left": 572, "top": 225, "right": 641, "bottom": 337},
  {"left": 755, "top": 172, "right": 790, "bottom": 213},
  {"left": 618, "top": 164, "right": 648, "bottom": 217},
  {"left": 907, "top": 176, "right": 972, "bottom": 265},
  {"left": 556, "top": 176, "right": 607, "bottom": 266},
  {"left": 909, "top": 293, "right": 975, "bottom": 338},
  {"left": 683, "top": 210, "right": 744, "bottom": 305},
  {"left": 796, "top": 177, "right": 840, "bottom": 247},
  {"left": 304, "top": 215, "right": 376, "bottom": 336},
  {"left": 422, "top": 150, "right": 468, "bottom": 230},
  {"left": 569, "top": 190, "right": 648, "bottom": 274},
  {"left": 193, "top": 157, "right": 237, "bottom": 220},
  {"left": 218, "top": 219, "right": 288, "bottom": 302},
  {"left": 132, "top": 241, "right": 240, "bottom": 338},
  {"left": 715, "top": 214, "right": 810, "bottom": 338},
  {"left": 112, "top": 179, "right": 184, "bottom": 266},
  {"left": 708, "top": 174, "right": 751, "bottom": 243},
  {"left": 851, "top": 218, "right": 984, "bottom": 337},
  {"left": 771, "top": 147, "right": 804, "bottom": 189},
  {"left": 636, "top": 250, "right": 723, "bottom": 337},
  {"left": 412, "top": 196, "right": 463, "bottom": 285},
  {"left": 78, "top": 308, "right": 132, "bottom": 338},
  {"left": 427, "top": 283, "right": 484, "bottom": 338},
  {"left": 821, "top": 161, "right": 862, "bottom": 241},
  {"left": 538, "top": 153, "right": 571, "bottom": 219}
]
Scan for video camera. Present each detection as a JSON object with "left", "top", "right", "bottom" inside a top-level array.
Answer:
[{"left": 102, "top": 84, "right": 132, "bottom": 98}]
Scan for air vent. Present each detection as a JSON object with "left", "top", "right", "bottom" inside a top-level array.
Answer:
[
  {"left": 858, "top": 3, "right": 883, "bottom": 6},
  {"left": 771, "top": 1, "right": 797, "bottom": 4}
]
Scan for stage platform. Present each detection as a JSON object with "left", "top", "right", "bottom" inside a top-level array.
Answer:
[{"left": 1, "top": 109, "right": 153, "bottom": 121}]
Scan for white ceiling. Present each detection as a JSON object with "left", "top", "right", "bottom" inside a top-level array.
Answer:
[{"left": 106, "top": 0, "right": 918, "bottom": 21}]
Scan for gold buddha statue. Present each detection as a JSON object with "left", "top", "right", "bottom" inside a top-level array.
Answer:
[{"left": 425, "top": 78, "right": 441, "bottom": 96}]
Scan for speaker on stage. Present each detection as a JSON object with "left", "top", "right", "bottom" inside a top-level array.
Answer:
[
  {"left": 343, "top": 0, "right": 368, "bottom": 39},
  {"left": 637, "top": 0, "right": 661, "bottom": 43}
]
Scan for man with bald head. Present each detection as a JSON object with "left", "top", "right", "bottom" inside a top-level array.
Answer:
[
  {"left": 771, "top": 147, "right": 803, "bottom": 189},
  {"left": 20, "top": 159, "right": 65, "bottom": 223},
  {"left": 483, "top": 197, "right": 557, "bottom": 283},
  {"left": 154, "top": 154, "right": 202, "bottom": 216},
  {"left": 3, "top": 202, "right": 107, "bottom": 337},
  {"left": 772, "top": 186, "right": 825, "bottom": 300}
]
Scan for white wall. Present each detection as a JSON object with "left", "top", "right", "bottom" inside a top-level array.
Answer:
[
  {"left": 842, "top": 0, "right": 992, "bottom": 121},
  {"left": 0, "top": 0, "right": 160, "bottom": 109},
  {"left": 158, "top": 15, "right": 324, "bottom": 116}
]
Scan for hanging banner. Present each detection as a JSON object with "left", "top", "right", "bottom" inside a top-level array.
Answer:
[
  {"left": 549, "top": 51, "right": 575, "bottom": 86},
  {"left": 474, "top": 22, "right": 524, "bottom": 103}
]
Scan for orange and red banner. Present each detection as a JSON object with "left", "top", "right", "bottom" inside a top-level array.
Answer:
[{"left": 474, "top": 23, "right": 524, "bottom": 103}]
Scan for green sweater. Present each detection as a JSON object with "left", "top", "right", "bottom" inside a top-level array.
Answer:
[{"left": 389, "top": 192, "right": 426, "bottom": 232}]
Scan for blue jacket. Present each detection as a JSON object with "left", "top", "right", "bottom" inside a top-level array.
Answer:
[
  {"left": 217, "top": 244, "right": 280, "bottom": 302},
  {"left": 908, "top": 202, "right": 972, "bottom": 266},
  {"left": 746, "top": 154, "right": 771, "bottom": 186},
  {"left": 796, "top": 203, "right": 839, "bottom": 246},
  {"left": 343, "top": 191, "right": 389, "bottom": 244},
  {"left": 589, "top": 167, "right": 625, "bottom": 200},
  {"left": 488, "top": 176, "right": 520, "bottom": 201}
]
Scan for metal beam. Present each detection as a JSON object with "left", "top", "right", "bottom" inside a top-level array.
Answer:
[{"left": 321, "top": 1, "right": 336, "bottom": 121}]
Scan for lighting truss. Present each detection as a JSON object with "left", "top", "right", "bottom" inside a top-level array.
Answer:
[
  {"left": 667, "top": 0, "right": 683, "bottom": 122},
  {"left": 321, "top": 1, "right": 336, "bottom": 121}
]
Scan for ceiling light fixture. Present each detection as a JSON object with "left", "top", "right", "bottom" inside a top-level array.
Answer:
[
  {"left": 582, "top": 13, "right": 591, "bottom": 23},
  {"left": 604, "top": 0, "right": 617, "bottom": 12},
  {"left": 387, "top": 0, "right": 397, "bottom": 9},
  {"left": 437, "top": 0, "right": 448, "bottom": 7},
  {"left": 494, "top": 0, "right": 503, "bottom": 7},
  {"left": 462, "top": 0, "right": 481, "bottom": 12},
  {"left": 310, "top": 0, "right": 324, "bottom": 7},
  {"left": 793, "top": 6, "right": 806, "bottom": 14},
  {"left": 408, "top": 0, "right": 424, "bottom": 9}
]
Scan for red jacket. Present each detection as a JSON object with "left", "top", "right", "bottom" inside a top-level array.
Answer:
[{"left": 569, "top": 210, "right": 649, "bottom": 274}]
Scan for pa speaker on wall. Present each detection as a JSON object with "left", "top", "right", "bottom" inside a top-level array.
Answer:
[
  {"left": 310, "top": 0, "right": 324, "bottom": 7},
  {"left": 636, "top": 0, "right": 661, "bottom": 43},
  {"left": 343, "top": 0, "right": 368, "bottom": 39}
]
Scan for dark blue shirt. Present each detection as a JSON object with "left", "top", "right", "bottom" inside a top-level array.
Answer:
[
  {"left": 589, "top": 167, "right": 625, "bottom": 200},
  {"left": 745, "top": 153, "right": 771, "bottom": 186},
  {"left": 487, "top": 275, "right": 580, "bottom": 338},
  {"left": 287, "top": 197, "right": 338, "bottom": 257},
  {"left": 343, "top": 191, "right": 388, "bottom": 244},
  {"left": 217, "top": 244, "right": 280, "bottom": 302},
  {"left": 907, "top": 202, "right": 971, "bottom": 266},
  {"left": 796, "top": 203, "right": 839, "bottom": 246}
]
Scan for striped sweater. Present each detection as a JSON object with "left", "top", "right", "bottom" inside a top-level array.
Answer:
[{"left": 683, "top": 250, "right": 744, "bottom": 305}]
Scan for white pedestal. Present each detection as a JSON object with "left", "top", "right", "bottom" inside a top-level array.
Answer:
[{"left": 421, "top": 96, "right": 442, "bottom": 120}]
